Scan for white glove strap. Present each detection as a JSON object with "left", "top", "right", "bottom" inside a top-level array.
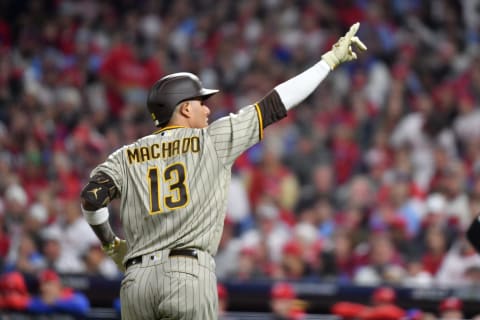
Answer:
[
  {"left": 81, "top": 206, "right": 109, "bottom": 225},
  {"left": 274, "top": 60, "right": 331, "bottom": 110}
]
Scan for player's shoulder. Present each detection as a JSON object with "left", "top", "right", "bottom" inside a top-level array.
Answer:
[
  {"left": 210, "top": 104, "right": 256, "bottom": 121},
  {"left": 106, "top": 137, "right": 147, "bottom": 159},
  {"left": 207, "top": 105, "right": 257, "bottom": 128}
]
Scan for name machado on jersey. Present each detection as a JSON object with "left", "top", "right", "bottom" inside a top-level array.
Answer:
[{"left": 126, "top": 136, "right": 200, "bottom": 164}]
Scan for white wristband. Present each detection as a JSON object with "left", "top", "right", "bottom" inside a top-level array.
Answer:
[{"left": 81, "top": 206, "right": 109, "bottom": 225}]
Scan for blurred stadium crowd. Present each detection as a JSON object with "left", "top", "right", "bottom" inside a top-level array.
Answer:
[{"left": 1, "top": 0, "right": 480, "bottom": 317}]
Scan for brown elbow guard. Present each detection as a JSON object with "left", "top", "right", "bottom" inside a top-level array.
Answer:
[{"left": 81, "top": 171, "right": 118, "bottom": 210}]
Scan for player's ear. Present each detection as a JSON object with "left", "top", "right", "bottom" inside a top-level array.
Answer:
[{"left": 178, "top": 102, "right": 191, "bottom": 118}]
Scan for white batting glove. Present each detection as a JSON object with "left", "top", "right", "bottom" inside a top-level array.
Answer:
[
  {"left": 102, "top": 237, "right": 127, "bottom": 272},
  {"left": 321, "top": 22, "right": 367, "bottom": 70}
]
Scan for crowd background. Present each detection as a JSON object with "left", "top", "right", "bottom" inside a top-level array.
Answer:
[{"left": 1, "top": 0, "right": 480, "bottom": 318}]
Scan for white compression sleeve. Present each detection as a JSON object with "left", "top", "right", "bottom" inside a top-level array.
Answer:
[{"left": 274, "top": 60, "right": 331, "bottom": 110}]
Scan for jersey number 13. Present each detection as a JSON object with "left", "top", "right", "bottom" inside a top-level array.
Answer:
[{"left": 147, "top": 162, "right": 189, "bottom": 214}]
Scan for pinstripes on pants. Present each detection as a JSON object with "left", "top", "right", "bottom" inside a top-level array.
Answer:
[{"left": 120, "top": 249, "right": 217, "bottom": 319}]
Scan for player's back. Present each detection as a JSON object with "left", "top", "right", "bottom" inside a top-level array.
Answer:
[
  {"left": 115, "top": 127, "right": 230, "bottom": 261},
  {"left": 92, "top": 104, "right": 262, "bottom": 261}
]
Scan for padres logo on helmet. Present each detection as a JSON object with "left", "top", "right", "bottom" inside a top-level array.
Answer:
[{"left": 147, "top": 72, "right": 219, "bottom": 127}]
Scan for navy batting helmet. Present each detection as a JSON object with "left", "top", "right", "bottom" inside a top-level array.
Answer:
[{"left": 147, "top": 72, "right": 219, "bottom": 127}]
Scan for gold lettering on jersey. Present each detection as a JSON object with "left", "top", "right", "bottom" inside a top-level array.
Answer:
[
  {"left": 171, "top": 140, "right": 180, "bottom": 155},
  {"left": 151, "top": 144, "right": 160, "bottom": 159},
  {"left": 181, "top": 138, "right": 190, "bottom": 152},
  {"left": 162, "top": 142, "right": 171, "bottom": 158},
  {"left": 127, "top": 149, "right": 140, "bottom": 164},
  {"left": 126, "top": 136, "right": 201, "bottom": 164},
  {"left": 191, "top": 136, "right": 199, "bottom": 153},
  {"left": 140, "top": 147, "right": 150, "bottom": 162}
]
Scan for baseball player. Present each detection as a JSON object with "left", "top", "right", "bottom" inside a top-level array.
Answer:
[{"left": 80, "top": 23, "right": 366, "bottom": 319}]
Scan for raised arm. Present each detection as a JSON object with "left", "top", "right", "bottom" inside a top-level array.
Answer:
[
  {"left": 208, "top": 23, "right": 367, "bottom": 165},
  {"left": 273, "top": 22, "right": 367, "bottom": 111},
  {"left": 255, "top": 22, "right": 367, "bottom": 128}
]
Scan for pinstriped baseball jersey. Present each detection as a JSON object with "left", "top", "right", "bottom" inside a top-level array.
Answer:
[{"left": 90, "top": 104, "right": 263, "bottom": 262}]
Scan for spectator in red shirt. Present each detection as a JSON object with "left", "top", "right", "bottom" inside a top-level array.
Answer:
[
  {"left": 438, "top": 297, "right": 464, "bottom": 320},
  {"left": 353, "top": 232, "right": 405, "bottom": 285},
  {"left": 0, "top": 271, "right": 30, "bottom": 312},
  {"left": 246, "top": 139, "right": 299, "bottom": 212},
  {"left": 332, "top": 286, "right": 405, "bottom": 320},
  {"left": 99, "top": 33, "right": 162, "bottom": 117},
  {"left": 328, "top": 228, "right": 357, "bottom": 280},
  {"left": 270, "top": 282, "right": 306, "bottom": 320},
  {"left": 278, "top": 240, "right": 310, "bottom": 280},
  {"left": 0, "top": 215, "right": 10, "bottom": 263},
  {"left": 331, "top": 287, "right": 405, "bottom": 320},
  {"left": 331, "top": 121, "right": 360, "bottom": 185},
  {"left": 421, "top": 225, "right": 448, "bottom": 276},
  {"left": 360, "top": 287, "right": 406, "bottom": 320}
]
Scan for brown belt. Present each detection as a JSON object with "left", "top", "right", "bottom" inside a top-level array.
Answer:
[{"left": 125, "top": 248, "right": 198, "bottom": 269}]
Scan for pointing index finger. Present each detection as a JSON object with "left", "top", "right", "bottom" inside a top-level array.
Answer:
[{"left": 346, "top": 22, "right": 360, "bottom": 39}]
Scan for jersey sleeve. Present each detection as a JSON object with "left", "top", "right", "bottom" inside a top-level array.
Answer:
[
  {"left": 207, "top": 92, "right": 287, "bottom": 166},
  {"left": 90, "top": 148, "right": 124, "bottom": 195},
  {"left": 207, "top": 105, "right": 263, "bottom": 166}
]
